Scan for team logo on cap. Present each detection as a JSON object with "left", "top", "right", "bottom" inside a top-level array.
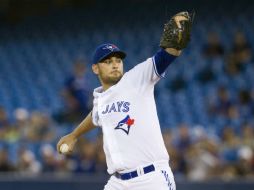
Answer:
[
  {"left": 103, "top": 44, "right": 117, "bottom": 51},
  {"left": 115, "top": 115, "right": 135, "bottom": 135}
]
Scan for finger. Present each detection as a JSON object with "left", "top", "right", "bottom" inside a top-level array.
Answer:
[
  {"left": 174, "top": 15, "right": 188, "bottom": 28},
  {"left": 57, "top": 140, "right": 63, "bottom": 153}
]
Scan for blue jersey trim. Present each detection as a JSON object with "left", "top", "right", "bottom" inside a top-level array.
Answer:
[
  {"left": 153, "top": 49, "right": 177, "bottom": 77},
  {"left": 152, "top": 57, "right": 163, "bottom": 78}
]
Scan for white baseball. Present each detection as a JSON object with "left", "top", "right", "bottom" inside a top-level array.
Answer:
[{"left": 60, "top": 143, "right": 69, "bottom": 153}]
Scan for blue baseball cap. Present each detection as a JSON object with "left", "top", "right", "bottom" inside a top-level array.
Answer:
[{"left": 92, "top": 43, "right": 126, "bottom": 64}]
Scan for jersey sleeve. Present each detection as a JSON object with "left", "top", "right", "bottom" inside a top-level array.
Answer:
[
  {"left": 123, "top": 49, "right": 177, "bottom": 94},
  {"left": 153, "top": 48, "right": 177, "bottom": 77},
  {"left": 91, "top": 96, "right": 101, "bottom": 127},
  {"left": 91, "top": 108, "right": 101, "bottom": 127}
]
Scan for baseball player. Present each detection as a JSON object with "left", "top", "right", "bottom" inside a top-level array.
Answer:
[{"left": 57, "top": 11, "right": 194, "bottom": 190}]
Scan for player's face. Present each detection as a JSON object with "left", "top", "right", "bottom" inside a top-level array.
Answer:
[{"left": 93, "top": 55, "right": 124, "bottom": 86}]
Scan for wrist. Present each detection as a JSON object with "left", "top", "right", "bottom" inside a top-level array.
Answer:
[
  {"left": 165, "top": 48, "right": 182, "bottom": 56},
  {"left": 71, "top": 131, "right": 79, "bottom": 139}
]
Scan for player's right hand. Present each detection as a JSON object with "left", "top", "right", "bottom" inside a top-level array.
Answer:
[{"left": 56, "top": 133, "right": 77, "bottom": 154}]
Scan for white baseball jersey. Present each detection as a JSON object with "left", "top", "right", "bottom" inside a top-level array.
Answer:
[{"left": 92, "top": 52, "right": 174, "bottom": 175}]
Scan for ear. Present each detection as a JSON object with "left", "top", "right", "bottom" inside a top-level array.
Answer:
[{"left": 92, "top": 64, "right": 99, "bottom": 75}]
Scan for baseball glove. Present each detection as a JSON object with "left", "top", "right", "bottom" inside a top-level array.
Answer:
[{"left": 160, "top": 11, "right": 195, "bottom": 50}]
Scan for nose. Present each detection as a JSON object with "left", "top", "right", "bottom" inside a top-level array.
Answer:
[{"left": 112, "top": 61, "right": 119, "bottom": 68}]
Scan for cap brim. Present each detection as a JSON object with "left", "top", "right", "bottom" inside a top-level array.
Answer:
[{"left": 98, "top": 51, "right": 126, "bottom": 63}]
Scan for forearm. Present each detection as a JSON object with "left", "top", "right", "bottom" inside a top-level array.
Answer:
[{"left": 71, "top": 112, "right": 96, "bottom": 138}]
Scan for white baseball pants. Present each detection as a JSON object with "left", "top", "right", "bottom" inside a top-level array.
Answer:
[{"left": 104, "top": 161, "right": 176, "bottom": 190}]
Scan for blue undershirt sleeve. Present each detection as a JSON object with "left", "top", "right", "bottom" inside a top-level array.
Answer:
[{"left": 153, "top": 48, "right": 177, "bottom": 77}]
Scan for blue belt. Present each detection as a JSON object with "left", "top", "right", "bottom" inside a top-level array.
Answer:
[{"left": 115, "top": 164, "right": 155, "bottom": 180}]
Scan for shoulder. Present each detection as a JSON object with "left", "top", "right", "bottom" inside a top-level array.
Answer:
[{"left": 92, "top": 86, "right": 104, "bottom": 97}]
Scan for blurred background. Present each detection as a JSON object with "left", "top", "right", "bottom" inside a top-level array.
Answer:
[{"left": 0, "top": 0, "right": 254, "bottom": 189}]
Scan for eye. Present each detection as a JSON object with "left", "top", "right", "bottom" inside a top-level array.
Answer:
[
  {"left": 116, "top": 58, "right": 122, "bottom": 63},
  {"left": 103, "top": 59, "right": 112, "bottom": 64}
]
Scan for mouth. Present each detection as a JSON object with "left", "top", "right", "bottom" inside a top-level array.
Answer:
[{"left": 111, "top": 70, "right": 120, "bottom": 74}]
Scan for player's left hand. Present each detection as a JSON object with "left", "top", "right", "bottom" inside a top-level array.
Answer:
[{"left": 160, "top": 11, "right": 195, "bottom": 50}]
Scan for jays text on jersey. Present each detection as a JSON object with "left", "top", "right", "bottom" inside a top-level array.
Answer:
[{"left": 92, "top": 49, "right": 176, "bottom": 174}]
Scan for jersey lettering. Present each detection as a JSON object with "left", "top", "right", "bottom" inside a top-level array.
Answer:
[
  {"left": 108, "top": 103, "right": 117, "bottom": 113},
  {"left": 102, "top": 101, "right": 130, "bottom": 114},
  {"left": 102, "top": 105, "right": 109, "bottom": 114},
  {"left": 117, "top": 101, "right": 124, "bottom": 112},
  {"left": 122, "top": 102, "right": 130, "bottom": 112}
]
